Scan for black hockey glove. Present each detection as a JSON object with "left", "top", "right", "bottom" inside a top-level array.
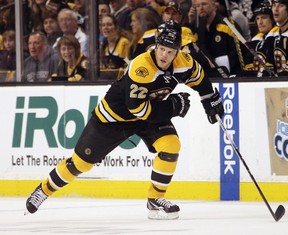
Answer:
[
  {"left": 201, "top": 88, "right": 224, "bottom": 124},
  {"left": 168, "top": 92, "right": 190, "bottom": 118}
]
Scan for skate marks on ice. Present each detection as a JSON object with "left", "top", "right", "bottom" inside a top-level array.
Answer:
[{"left": 0, "top": 197, "right": 287, "bottom": 235}]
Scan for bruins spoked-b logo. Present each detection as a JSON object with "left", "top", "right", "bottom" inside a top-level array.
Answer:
[{"left": 135, "top": 67, "right": 149, "bottom": 78}]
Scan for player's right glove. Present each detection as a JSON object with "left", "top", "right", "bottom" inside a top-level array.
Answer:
[
  {"left": 168, "top": 92, "right": 190, "bottom": 118},
  {"left": 201, "top": 88, "right": 224, "bottom": 124}
]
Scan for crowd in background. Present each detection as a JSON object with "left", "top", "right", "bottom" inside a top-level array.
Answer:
[{"left": 0, "top": 0, "right": 285, "bottom": 82}]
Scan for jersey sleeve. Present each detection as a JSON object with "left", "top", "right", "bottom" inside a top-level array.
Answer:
[{"left": 175, "top": 51, "right": 214, "bottom": 96}]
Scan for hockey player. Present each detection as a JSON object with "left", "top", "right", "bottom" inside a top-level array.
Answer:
[
  {"left": 246, "top": 2, "right": 275, "bottom": 77},
  {"left": 265, "top": 0, "right": 288, "bottom": 76},
  {"left": 25, "top": 20, "right": 224, "bottom": 220}
]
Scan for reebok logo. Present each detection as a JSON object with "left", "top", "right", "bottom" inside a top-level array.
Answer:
[{"left": 211, "top": 97, "right": 222, "bottom": 107}]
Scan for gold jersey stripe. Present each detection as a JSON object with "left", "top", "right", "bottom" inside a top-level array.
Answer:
[
  {"left": 129, "top": 101, "right": 147, "bottom": 114},
  {"left": 98, "top": 98, "right": 126, "bottom": 122},
  {"left": 129, "top": 100, "right": 152, "bottom": 120}
]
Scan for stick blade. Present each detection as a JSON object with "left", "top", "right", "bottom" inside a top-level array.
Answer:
[{"left": 274, "top": 205, "right": 285, "bottom": 222}]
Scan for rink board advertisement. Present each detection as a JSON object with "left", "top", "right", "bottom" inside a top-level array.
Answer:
[
  {"left": 1, "top": 82, "right": 288, "bottom": 200},
  {"left": 219, "top": 83, "right": 240, "bottom": 201},
  {"left": 0, "top": 85, "right": 216, "bottom": 182}
]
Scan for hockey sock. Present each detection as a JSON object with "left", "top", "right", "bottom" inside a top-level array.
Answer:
[
  {"left": 148, "top": 135, "right": 180, "bottom": 199},
  {"left": 41, "top": 153, "right": 94, "bottom": 196}
]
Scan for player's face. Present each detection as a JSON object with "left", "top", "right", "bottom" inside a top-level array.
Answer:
[
  {"left": 155, "top": 44, "right": 178, "bottom": 70},
  {"left": 272, "top": 3, "right": 288, "bottom": 25},
  {"left": 256, "top": 14, "right": 274, "bottom": 34}
]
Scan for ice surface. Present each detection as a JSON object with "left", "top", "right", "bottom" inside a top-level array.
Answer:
[{"left": 0, "top": 197, "right": 287, "bottom": 235}]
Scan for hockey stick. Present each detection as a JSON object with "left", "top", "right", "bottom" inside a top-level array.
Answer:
[
  {"left": 192, "top": 43, "right": 230, "bottom": 78},
  {"left": 224, "top": 0, "right": 246, "bottom": 71},
  {"left": 223, "top": 17, "right": 277, "bottom": 77},
  {"left": 216, "top": 114, "right": 285, "bottom": 222}
]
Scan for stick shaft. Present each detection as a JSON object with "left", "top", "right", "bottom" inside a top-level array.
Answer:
[
  {"left": 223, "top": 1, "right": 245, "bottom": 70},
  {"left": 216, "top": 114, "right": 278, "bottom": 221},
  {"left": 192, "top": 43, "right": 229, "bottom": 78},
  {"left": 223, "top": 18, "right": 277, "bottom": 77}
]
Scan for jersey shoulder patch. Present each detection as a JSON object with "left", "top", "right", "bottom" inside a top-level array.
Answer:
[{"left": 128, "top": 52, "right": 158, "bottom": 83}]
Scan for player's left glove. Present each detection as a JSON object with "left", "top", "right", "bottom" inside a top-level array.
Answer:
[
  {"left": 168, "top": 92, "right": 191, "bottom": 118},
  {"left": 201, "top": 88, "right": 224, "bottom": 124}
]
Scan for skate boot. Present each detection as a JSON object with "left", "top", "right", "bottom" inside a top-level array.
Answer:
[
  {"left": 25, "top": 184, "right": 48, "bottom": 215},
  {"left": 147, "top": 198, "right": 180, "bottom": 220}
]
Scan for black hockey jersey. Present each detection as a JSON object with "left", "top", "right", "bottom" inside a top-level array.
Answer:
[
  {"left": 265, "top": 26, "right": 288, "bottom": 76},
  {"left": 95, "top": 49, "right": 213, "bottom": 123},
  {"left": 245, "top": 32, "right": 268, "bottom": 77}
]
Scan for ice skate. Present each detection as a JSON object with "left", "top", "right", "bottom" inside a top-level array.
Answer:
[
  {"left": 147, "top": 198, "right": 180, "bottom": 220},
  {"left": 25, "top": 184, "right": 48, "bottom": 215}
]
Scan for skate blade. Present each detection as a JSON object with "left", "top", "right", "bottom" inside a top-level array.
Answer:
[{"left": 148, "top": 210, "right": 179, "bottom": 220}]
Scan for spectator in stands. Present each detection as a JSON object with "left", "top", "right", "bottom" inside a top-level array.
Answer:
[
  {"left": 73, "top": 0, "right": 88, "bottom": 32},
  {"left": 109, "top": 0, "right": 128, "bottom": 21},
  {"left": 162, "top": 2, "right": 196, "bottom": 46},
  {"left": 0, "top": 30, "right": 16, "bottom": 71},
  {"left": 193, "top": 0, "right": 244, "bottom": 75},
  {"left": 264, "top": 0, "right": 288, "bottom": 76},
  {"left": 245, "top": 2, "right": 275, "bottom": 77},
  {"left": 100, "top": 15, "right": 131, "bottom": 70},
  {"left": 125, "top": 1, "right": 223, "bottom": 76},
  {"left": 128, "top": 7, "right": 158, "bottom": 59},
  {"left": 129, "top": 1, "right": 197, "bottom": 57},
  {"left": 23, "top": 31, "right": 60, "bottom": 82},
  {"left": 54, "top": 8, "right": 88, "bottom": 57},
  {"left": 0, "top": 29, "right": 19, "bottom": 82},
  {"left": 28, "top": 0, "right": 51, "bottom": 32},
  {"left": 188, "top": 0, "right": 197, "bottom": 25},
  {"left": 161, "top": 1, "right": 183, "bottom": 23},
  {"left": 117, "top": 0, "right": 162, "bottom": 31},
  {"left": 0, "top": 0, "right": 15, "bottom": 34},
  {"left": 42, "top": 11, "right": 63, "bottom": 46},
  {"left": 99, "top": 0, "right": 111, "bottom": 19},
  {"left": 51, "top": 34, "right": 89, "bottom": 81},
  {"left": 215, "top": 0, "right": 251, "bottom": 41},
  {"left": 173, "top": 0, "right": 192, "bottom": 25},
  {"left": 98, "top": 0, "right": 111, "bottom": 45}
]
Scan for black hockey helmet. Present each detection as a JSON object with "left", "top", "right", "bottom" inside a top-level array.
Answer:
[
  {"left": 254, "top": 2, "right": 272, "bottom": 16},
  {"left": 272, "top": 0, "right": 288, "bottom": 5},
  {"left": 155, "top": 20, "right": 182, "bottom": 50},
  {"left": 254, "top": 2, "right": 274, "bottom": 22}
]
